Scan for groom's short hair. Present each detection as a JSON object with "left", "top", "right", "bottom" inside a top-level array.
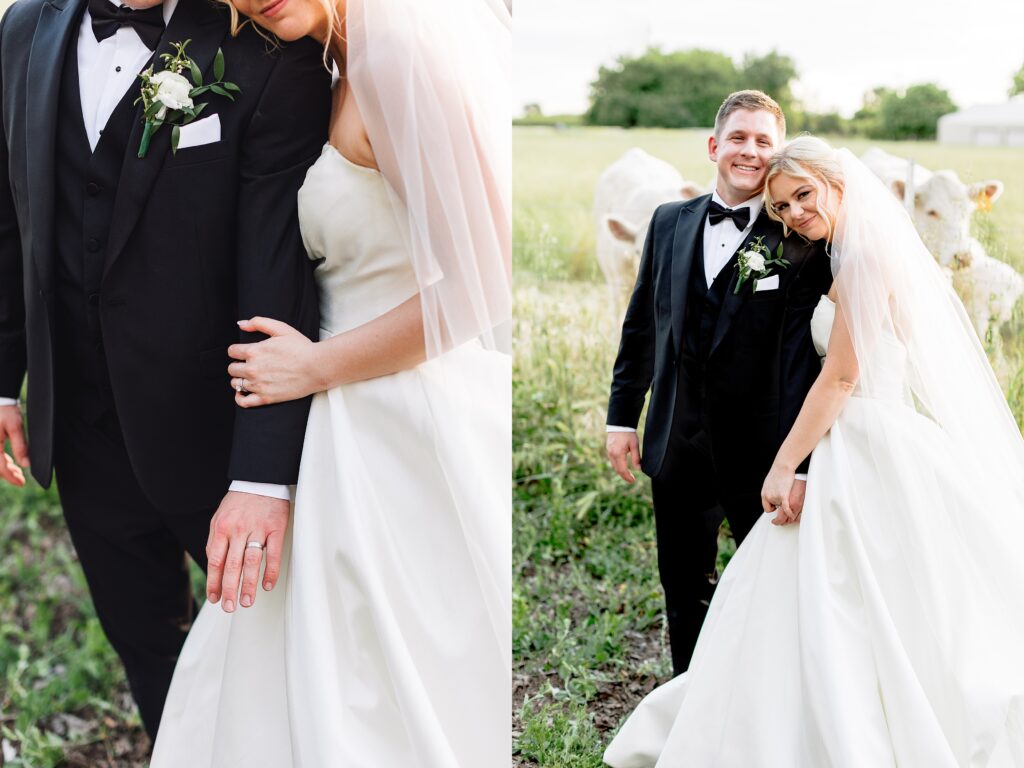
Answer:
[{"left": 714, "top": 90, "right": 786, "bottom": 140}]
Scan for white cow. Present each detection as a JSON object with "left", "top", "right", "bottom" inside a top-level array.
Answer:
[
  {"left": 861, "top": 147, "right": 1003, "bottom": 267},
  {"left": 594, "top": 148, "right": 704, "bottom": 310},
  {"left": 861, "top": 147, "right": 1019, "bottom": 341}
]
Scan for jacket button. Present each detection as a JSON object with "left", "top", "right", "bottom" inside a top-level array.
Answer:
[
  {"left": 86, "top": 238, "right": 100, "bottom": 252},
  {"left": 87, "top": 293, "right": 100, "bottom": 307},
  {"left": 86, "top": 182, "right": 101, "bottom": 196}
]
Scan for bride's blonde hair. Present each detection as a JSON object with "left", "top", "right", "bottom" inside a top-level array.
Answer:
[
  {"left": 220, "top": 0, "right": 345, "bottom": 70},
  {"left": 764, "top": 136, "right": 845, "bottom": 241}
]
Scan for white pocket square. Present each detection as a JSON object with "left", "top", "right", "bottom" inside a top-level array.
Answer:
[
  {"left": 754, "top": 274, "right": 780, "bottom": 292},
  {"left": 177, "top": 114, "right": 221, "bottom": 150}
]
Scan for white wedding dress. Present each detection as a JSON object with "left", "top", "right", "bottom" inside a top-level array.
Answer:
[
  {"left": 605, "top": 295, "right": 1024, "bottom": 768},
  {"left": 151, "top": 144, "right": 511, "bottom": 767}
]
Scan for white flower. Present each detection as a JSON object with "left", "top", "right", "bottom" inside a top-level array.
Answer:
[
  {"left": 744, "top": 252, "right": 766, "bottom": 273},
  {"left": 151, "top": 70, "right": 194, "bottom": 113}
]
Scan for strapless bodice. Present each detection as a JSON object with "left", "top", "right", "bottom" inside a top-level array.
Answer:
[
  {"left": 811, "top": 295, "right": 912, "bottom": 403},
  {"left": 298, "top": 144, "right": 420, "bottom": 336}
]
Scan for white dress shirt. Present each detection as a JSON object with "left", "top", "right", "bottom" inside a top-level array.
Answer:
[
  {"left": 701, "top": 191, "right": 762, "bottom": 288},
  {"left": 0, "top": 3, "right": 288, "bottom": 501},
  {"left": 78, "top": 0, "right": 178, "bottom": 150}
]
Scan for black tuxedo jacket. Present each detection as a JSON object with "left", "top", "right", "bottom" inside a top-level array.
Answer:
[
  {"left": 607, "top": 194, "right": 832, "bottom": 491},
  {"left": 0, "top": 0, "right": 331, "bottom": 509}
]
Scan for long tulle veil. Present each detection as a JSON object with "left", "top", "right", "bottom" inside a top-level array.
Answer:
[
  {"left": 832, "top": 149, "right": 1024, "bottom": 495},
  {"left": 345, "top": 0, "right": 512, "bottom": 358}
]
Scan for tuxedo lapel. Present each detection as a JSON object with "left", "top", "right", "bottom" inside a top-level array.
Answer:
[
  {"left": 670, "top": 195, "right": 710, "bottom": 357},
  {"left": 708, "top": 210, "right": 782, "bottom": 358},
  {"left": 25, "top": 0, "right": 85, "bottom": 294},
  {"left": 104, "top": 0, "right": 226, "bottom": 278}
]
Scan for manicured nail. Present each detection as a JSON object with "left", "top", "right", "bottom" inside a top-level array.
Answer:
[
  {"left": 208, "top": 592, "right": 218, "bottom": 602},
  {"left": 263, "top": 581, "right": 273, "bottom": 591},
  {"left": 241, "top": 594, "right": 252, "bottom": 607},
  {"left": 224, "top": 599, "right": 234, "bottom": 612}
]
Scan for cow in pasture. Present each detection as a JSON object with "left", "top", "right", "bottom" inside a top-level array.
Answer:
[
  {"left": 595, "top": 148, "right": 704, "bottom": 309},
  {"left": 861, "top": 147, "right": 1019, "bottom": 341},
  {"left": 861, "top": 147, "right": 1003, "bottom": 268}
]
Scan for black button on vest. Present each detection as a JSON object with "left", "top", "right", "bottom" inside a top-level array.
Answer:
[{"left": 53, "top": 31, "right": 146, "bottom": 423}]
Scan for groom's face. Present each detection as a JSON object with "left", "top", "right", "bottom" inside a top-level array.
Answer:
[{"left": 708, "top": 109, "right": 780, "bottom": 206}]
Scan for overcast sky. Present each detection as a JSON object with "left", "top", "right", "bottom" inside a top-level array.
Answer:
[{"left": 516, "top": 0, "right": 1024, "bottom": 118}]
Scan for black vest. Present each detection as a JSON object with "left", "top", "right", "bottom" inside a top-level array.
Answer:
[
  {"left": 671, "top": 228, "right": 739, "bottom": 440},
  {"left": 53, "top": 31, "right": 145, "bottom": 424}
]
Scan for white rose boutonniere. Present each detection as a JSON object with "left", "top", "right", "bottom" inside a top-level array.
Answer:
[
  {"left": 135, "top": 40, "right": 241, "bottom": 158},
  {"left": 734, "top": 235, "right": 791, "bottom": 294}
]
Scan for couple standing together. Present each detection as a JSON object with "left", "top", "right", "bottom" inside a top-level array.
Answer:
[
  {"left": 605, "top": 91, "right": 1024, "bottom": 765},
  {"left": 0, "top": 0, "right": 511, "bottom": 764}
]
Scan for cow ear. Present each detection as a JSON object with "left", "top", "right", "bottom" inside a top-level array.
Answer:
[
  {"left": 890, "top": 179, "right": 905, "bottom": 199},
  {"left": 606, "top": 216, "right": 638, "bottom": 242},
  {"left": 680, "top": 182, "right": 703, "bottom": 200},
  {"left": 968, "top": 180, "right": 1003, "bottom": 205}
]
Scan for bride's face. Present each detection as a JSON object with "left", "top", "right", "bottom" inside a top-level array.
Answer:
[
  {"left": 228, "top": 0, "right": 336, "bottom": 44},
  {"left": 769, "top": 172, "right": 839, "bottom": 241}
]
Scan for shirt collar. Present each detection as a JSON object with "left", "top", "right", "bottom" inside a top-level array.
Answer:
[
  {"left": 710, "top": 190, "right": 764, "bottom": 225},
  {"left": 105, "top": 0, "right": 178, "bottom": 26}
]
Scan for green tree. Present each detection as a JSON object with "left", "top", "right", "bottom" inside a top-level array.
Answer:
[
  {"left": 586, "top": 48, "right": 740, "bottom": 128},
  {"left": 876, "top": 83, "right": 956, "bottom": 140},
  {"left": 739, "top": 50, "right": 798, "bottom": 117},
  {"left": 1011, "top": 61, "right": 1024, "bottom": 97}
]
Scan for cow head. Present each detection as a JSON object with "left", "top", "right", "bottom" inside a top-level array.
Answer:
[
  {"left": 604, "top": 182, "right": 705, "bottom": 263},
  {"left": 892, "top": 172, "right": 1003, "bottom": 268}
]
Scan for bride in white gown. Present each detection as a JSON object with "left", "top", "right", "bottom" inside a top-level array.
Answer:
[
  {"left": 150, "top": 0, "right": 511, "bottom": 765},
  {"left": 605, "top": 137, "right": 1024, "bottom": 767}
]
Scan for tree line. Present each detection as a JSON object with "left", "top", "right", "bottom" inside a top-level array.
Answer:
[{"left": 545, "top": 48, "right": 1024, "bottom": 139}]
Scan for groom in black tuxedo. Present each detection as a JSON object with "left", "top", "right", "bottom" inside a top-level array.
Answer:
[
  {"left": 0, "top": 0, "right": 330, "bottom": 738},
  {"left": 606, "top": 91, "right": 832, "bottom": 675}
]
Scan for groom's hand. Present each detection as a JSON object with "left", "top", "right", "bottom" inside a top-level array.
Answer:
[
  {"left": 787, "top": 479, "right": 807, "bottom": 522},
  {"left": 0, "top": 405, "right": 28, "bottom": 487},
  {"left": 607, "top": 431, "right": 641, "bottom": 483},
  {"left": 206, "top": 491, "right": 289, "bottom": 612}
]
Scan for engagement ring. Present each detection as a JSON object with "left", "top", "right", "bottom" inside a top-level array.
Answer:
[{"left": 246, "top": 541, "right": 265, "bottom": 550}]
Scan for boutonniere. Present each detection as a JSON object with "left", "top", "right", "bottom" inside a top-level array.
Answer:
[
  {"left": 734, "top": 236, "right": 790, "bottom": 294},
  {"left": 135, "top": 40, "right": 240, "bottom": 158}
]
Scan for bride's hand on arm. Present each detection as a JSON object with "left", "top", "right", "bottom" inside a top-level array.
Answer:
[
  {"left": 764, "top": 299, "right": 859, "bottom": 524},
  {"left": 228, "top": 295, "right": 426, "bottom": 407}
]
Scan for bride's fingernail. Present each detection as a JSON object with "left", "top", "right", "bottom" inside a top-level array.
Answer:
[
  {"left": 241, "top": 594, "right": 252, "bottom": 607},
  {"left": 263, "top": 581, "right": 273, "bottom": 591},
  {"left": 224, "top": 599, "right": 235, "bottom": 612}
]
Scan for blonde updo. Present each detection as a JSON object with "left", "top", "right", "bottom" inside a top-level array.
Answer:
[{"left": 764, "top": 135, "right": 845, "bottom": 240}]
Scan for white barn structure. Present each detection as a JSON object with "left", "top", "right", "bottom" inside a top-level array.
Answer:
[{"left": 937, "top": 96, "right": 1024, "bottom": 146}]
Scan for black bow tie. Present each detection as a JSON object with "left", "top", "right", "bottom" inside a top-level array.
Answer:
[
  {"left": 707, "top": 201, "right": 751, "bottom": 230},
  {"left": 89, "top": 0, "right": 165, "bottom": 50}
]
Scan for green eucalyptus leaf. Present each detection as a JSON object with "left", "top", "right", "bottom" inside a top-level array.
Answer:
[
  {"left": 193, "top": 102, "right": 209, "bottom": 118},
  {"left": 191, "top": 85, "right": 210, "bottom": 97},
  {"left": 189, "top": 58, "right": 203, "bottom": 87},
  {"left": 171, "top": 125, "right": 181, "bottom": 155},
  {"left": 214, "top": 49, "right": 225, "bottom": 82},
  {"left": 209, "top": 84, "right": 230, "bottom": 98},
  {"left": 222, "top": 82, "right": 241, "bottom": 93}
]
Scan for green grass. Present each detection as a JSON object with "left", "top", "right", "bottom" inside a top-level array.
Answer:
[
  {"left": 0, "top": 468, "right": 205, "bottom": 765},
  {"left": 512, "top": 126, "right": 1024, "bottom": 765}
]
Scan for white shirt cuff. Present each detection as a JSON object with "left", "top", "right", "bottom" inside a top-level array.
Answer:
[
  {"left": 606, "top": 425, "right": 637, "bottom": 433},
  {"left": 794, "top": 473, "right": 808, "bottom": 482},
  {"left": 228, "top": 480, "right": 291, "bottom": 501},
  {"left": 0, "top": 397, "right": 19, "bottom": 407}
]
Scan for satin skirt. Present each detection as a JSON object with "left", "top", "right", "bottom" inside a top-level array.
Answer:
[
  {"left": 151, "top": 343, "right": 511, "bottom": 767},
  {"left": 605, "top": 396, "right": 1024, "bottom": 768}
]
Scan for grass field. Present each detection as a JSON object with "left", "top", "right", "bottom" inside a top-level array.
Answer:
[{"left": 512, "top": 125, "right": 1024, "bottom": 766}]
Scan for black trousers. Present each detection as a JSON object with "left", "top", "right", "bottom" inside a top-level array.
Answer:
[
  {"left": 53, "top": 406, "right": 213, "bottom": 741},
  {"left": 649, "top": 427, "right": 761, "bottom": 677}
]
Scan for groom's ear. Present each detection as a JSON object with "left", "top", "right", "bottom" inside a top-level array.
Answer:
[{"left": 707, "top": 133, "right": 719, "bottom": 161}]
